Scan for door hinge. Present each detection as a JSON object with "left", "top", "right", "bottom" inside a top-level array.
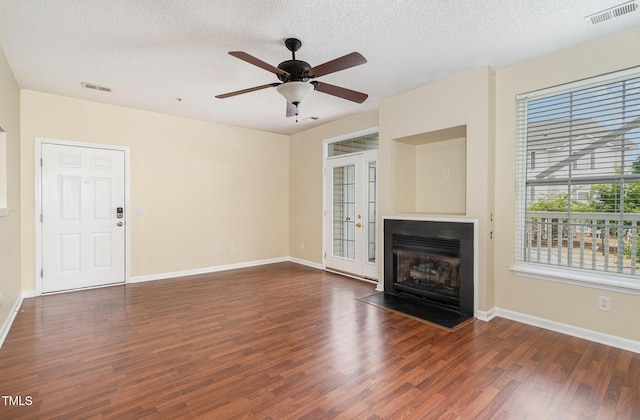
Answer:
[
  {"left": 324, "top": 252, "right": 326, "bottom": 259},
  {"left": 40, "top": 269, "right": 43, "bottom": 278},
  {"left": 40, "top": 214, "right": 43, "bottom": 223},
  {"left": 40, "top": 158, "right": 43, "bottom": 167}
]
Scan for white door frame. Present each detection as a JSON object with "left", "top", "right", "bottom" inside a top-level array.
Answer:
[
  {"left": 35, "top": 137, "right": 131, "bottom": 295},
  {"left": 323, "top": 127, "right": 379, "bottom": 282}
]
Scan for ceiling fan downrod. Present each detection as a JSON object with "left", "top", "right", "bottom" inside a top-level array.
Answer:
[{"left": 285, "top": 38, "right": 302, "bottom": 61}]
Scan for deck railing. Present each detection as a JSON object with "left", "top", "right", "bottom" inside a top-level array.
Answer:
[{"left": 525, "top": 211, "right": 640, "bottom": 276}]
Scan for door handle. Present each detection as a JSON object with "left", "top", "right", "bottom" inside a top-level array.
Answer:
[
  {"left": 117, "top": 222, "right": 124, "bottom": 227},
  {"left": 356, "top": 223, "right": 362, "bottom": 227}
]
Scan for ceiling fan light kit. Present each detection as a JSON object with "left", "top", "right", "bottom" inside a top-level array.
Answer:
[
  {"left": 276, "top": 81, "right": 313, "bottom": 105},
  {"left": 216, "top": 38, "right": 368, "bottom": 121}
]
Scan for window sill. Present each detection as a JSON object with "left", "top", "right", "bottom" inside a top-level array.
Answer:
[
  {"left": 0, "top": 207, "right": 11, "bottom": 217},
  {"left": 511, "top": 262, "right": 640, "bottom": 296}
]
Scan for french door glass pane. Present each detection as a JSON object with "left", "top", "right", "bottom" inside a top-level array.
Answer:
[
  {"left": 333, "top": 165, "right": 356, "bottom": 259},
  {"left": 368, "top": 161, "right": 377, "bottom": 263}
]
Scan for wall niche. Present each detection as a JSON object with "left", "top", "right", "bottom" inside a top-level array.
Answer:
[{"left": 393, "top": 125, "right": 466, "bottom": 215}]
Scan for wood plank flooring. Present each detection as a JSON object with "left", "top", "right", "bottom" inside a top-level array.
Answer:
[{"left": 0, "top": 262, "right": 639, "bottom": 419}]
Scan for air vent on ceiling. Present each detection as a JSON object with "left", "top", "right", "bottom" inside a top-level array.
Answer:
[
  {"left": 585, "top": 0, "right": 638, "bottom": 25},
  {"left": 81, "top": 82, "right": 112, "bottom": 92}
]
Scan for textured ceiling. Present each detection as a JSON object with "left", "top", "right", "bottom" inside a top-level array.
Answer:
[{"left": 0, "top": 1, "right": 638, "bottom": 135}]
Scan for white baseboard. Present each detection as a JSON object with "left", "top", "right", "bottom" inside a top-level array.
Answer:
[
  {"left": 474, "top": 307, "right": 497, "bottom": 322},
  {"left": 491, "top": 307, "right": 640, "bottom": 354},
  {"left": 130, "top": 257, "right": 290, "bottom": 283},
  {"left": 0, "top": 293, "right": 26, "bottom": 349},
  {"left": 288, "top": 257, "right": 324, "bottom": 270}
]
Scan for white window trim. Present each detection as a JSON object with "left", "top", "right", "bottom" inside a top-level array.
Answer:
[
  {"left": 514, "top": 66, "right": 640, "bottom": 294},
  {"left": 512, "top": 263, "right": 640, "bottom": 295},
  {"left": 324, "top": 126, "right": 379, "bottom": 159},
  {"left": 517, "top": 66, "right": 640, "bottom": 101}
]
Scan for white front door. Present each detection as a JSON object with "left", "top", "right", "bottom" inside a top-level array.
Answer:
[
  {"left": 325, "top": 150, "right": 378, "bottom": 279},
  {"left": 41, "top": 143, "right": 126, "bottom": 293}
]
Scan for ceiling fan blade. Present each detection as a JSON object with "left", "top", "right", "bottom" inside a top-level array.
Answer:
[
  {"left": 286, "top": 102, "right": 297, "bottom": 118},
  {"left": 308, "top": 52, "right": 367, "bottom": 78},
  {"left": 215, "top": 83, "right": 280, "bottom": 99},
  {"left": 229, "top": 51, "right": 290, "bottom": 77},
  {"left": 311, "top": 81, "right": 368, "bottom": 103}
]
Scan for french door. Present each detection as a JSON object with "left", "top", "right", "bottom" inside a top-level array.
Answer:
[
  {"left": 325, "top": 150, "right": 377, "bottom": 279},
  {"left": 40, "top": 142, "right": 126, "bottom": 293}
]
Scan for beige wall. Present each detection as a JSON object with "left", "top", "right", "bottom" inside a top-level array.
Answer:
[
  {"left": 0, "top": 45, "right": 21, "bottom": 329},
  {"left": 20, "top": 91, "right": 289, "bottom": 291},
  {"left": 288, "top": 110, "right": 379, "bottom": 265},
  {"left": 494, "top": 27, "right": 640, "bottom": 341},
  {"left": 379, "top": 66, "right": 496, "bottom": 311},
  {"left": 394, "top": 141, "right": 417, "bottom": 213},
  {"left": 392, "top": 135, "right": 467, "bottom": 215},
  {"left": 415, "top": 137, "right": 466, "bottom": 214}
]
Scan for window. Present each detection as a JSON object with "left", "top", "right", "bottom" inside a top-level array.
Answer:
[
  {"left": 327, "top": 132, "right": 378, "bottom": 157},
  {"left": 516, "top": 68, "right": 640, "bottom": 287},
  {"left": 530, "top": 151, "right": 536, "bottom": 170}
]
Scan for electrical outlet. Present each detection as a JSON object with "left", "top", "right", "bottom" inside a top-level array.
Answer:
[
  {"left": 213, "top": 247, "right": 219, "bottom": 256},
  {"left": 443, "top": 169, "right": 450, "bottom": 180},
  {"left": 598, "top": 296, "right": 611, "bottom": 312},
  {"left": 230, "top": 245, "right": 236, "bottom": 254},
  {"left": 300, "top": 242, "right": 305, "bottom": 250}
]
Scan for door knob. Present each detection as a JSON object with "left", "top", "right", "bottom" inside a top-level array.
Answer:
[
  {"left": 117, "top": 222, "right": 123, "bottom": 227},
  {"left": 356, "top": 223, "right": 362, "bottom": 227}
]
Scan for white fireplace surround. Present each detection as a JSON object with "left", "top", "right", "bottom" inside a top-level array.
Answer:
[{"left": 381, "top": 215, "right": 479, "bottom": 317}]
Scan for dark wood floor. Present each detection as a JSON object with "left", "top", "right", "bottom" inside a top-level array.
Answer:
[{"left": 1, "top": 262, "right": 639, "bottom": 419}]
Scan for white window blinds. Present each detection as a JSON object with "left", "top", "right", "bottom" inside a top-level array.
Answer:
[{"left": 516, "top": 68, "right": 640, "bottom": 278}]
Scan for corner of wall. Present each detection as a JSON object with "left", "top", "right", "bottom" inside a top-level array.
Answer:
[{"left": 0, "top": 42, "right": 22, "bottom": 344}]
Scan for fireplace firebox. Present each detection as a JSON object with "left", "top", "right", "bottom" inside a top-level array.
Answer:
[{"left": 384, "top": 219, "right": 474, "bottom": 317}]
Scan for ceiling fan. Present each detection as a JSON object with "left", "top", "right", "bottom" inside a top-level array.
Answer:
[{"left": 215, "top": 38, "right": 368, "bottom": 120}]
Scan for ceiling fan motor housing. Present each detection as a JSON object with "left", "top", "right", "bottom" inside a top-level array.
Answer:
[{"left": 277, "top": 60, "right": 311, "bottom": 82}]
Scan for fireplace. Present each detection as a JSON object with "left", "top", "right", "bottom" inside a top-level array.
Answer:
[{"left": 384, "top": 219, "right": 474, "bottom": 317}]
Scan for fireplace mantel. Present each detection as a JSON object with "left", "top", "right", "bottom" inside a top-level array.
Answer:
[
  {"left": 382, "top": 215, "right": 479, "bottom": 317},
  {"left": 384, "top": 215, "right": 478, "bottom": 224}
]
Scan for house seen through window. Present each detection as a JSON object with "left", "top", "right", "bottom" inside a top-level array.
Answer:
[{"left": 516, "top": 68, "right": 640, "bottom": 281}]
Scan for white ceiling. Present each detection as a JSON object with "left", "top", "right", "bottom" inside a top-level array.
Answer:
[{"left": 0, "top": 1, "right": 638, "bottom": 135}]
